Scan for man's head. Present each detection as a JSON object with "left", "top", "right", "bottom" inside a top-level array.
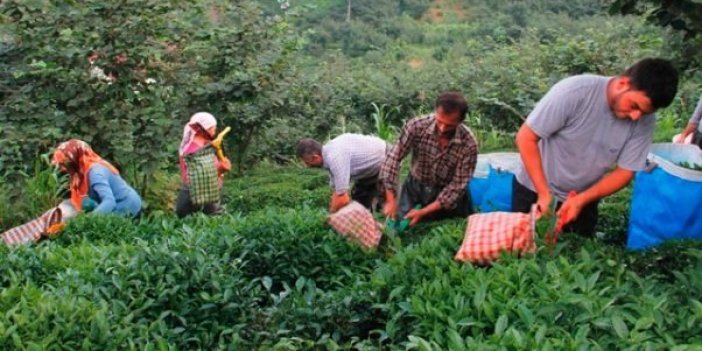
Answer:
[
  {"left": 434, "top": 91, "right": 468, "bottom": 138},
  {"left": 296, "top": 138, "right": 323, "bottom": 167},
  {"left": 609, "top": 58, "right": 679, "bottom": 121}
]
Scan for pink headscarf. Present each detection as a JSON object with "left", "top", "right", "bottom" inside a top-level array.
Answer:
[{"left": 179, "top": 112, "right": 217, "bottom": 156}]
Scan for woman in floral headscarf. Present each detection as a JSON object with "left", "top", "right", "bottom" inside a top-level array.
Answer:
[
  {"left": 52, "top": 139, "right": 142, "bottom": 217},
  {"left": 1, "top": 140, "right": 140, "bottom": 246},
  {"left": 176, "top": 112, "right": 231, "bottom": 218}
]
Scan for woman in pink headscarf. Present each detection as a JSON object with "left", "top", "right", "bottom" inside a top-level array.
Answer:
[{"left": 175, "top": 112, "right": 231, "bottom": 217}]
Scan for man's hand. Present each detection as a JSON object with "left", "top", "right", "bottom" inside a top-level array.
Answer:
[
  {"left": 404, "top": 208, "right": 425, "bottom": 226},
  {"left": 675, "top": 123, "right": 698, "bottom": 144},
  {"left": 536, "top": 192, "right": 553, "bottom": 217},
  {"left": 383, "top": 190, "right": 397, "bottom": 219},
  {"left": 405, "top": 201, "right": 441, "bottom": 226},
  {"left": 329, "top": 192, "right": 350, "bottom": 213},
  {"left": 516, "top": 124, "right": 552, "bottom": 217},
  {"left": 556, "top": 193, "right": 583, "bottom": 228}
]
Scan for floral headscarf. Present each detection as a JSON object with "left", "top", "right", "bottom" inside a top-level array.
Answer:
[{"left": 51, "top": 139, "right": 119, "bottom": 211}]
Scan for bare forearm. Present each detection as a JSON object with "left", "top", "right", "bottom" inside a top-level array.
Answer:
[
  {"left": 578, "top": 167, "right": 633, "bottom": 205},
  {"left": 419, "top": 201, "right": 441, "bottom": 216},
  {"left": 683, "top": 123, "right": 698, "bottom": 136},
  {"left": 516, "top": 125, "right": 549, "bottom": 196}
]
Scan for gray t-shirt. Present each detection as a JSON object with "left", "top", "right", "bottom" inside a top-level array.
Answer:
[
  {"left": 322, "top": 133, "right": 388, "bottom": 194},
  {"left": 515, "top": 74, "right": 655, "bottom": 201}
]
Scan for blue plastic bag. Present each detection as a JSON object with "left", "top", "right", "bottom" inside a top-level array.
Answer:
[
  {"left": 468, "top": 153, "right": 520, "bottom": 213},
  {"left": 627, "top": 143, "right": 702, "bottom": 250}
]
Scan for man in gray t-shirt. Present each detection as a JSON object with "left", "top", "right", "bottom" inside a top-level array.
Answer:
[
  {"left": 513, "top": 58, "right": 679, "bottom": 236},
  {"left": 297, "top": 134, "right": 388, "bottom": 212}
]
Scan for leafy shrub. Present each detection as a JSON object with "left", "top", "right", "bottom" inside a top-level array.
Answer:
[{"left": 3, "top": 165, "right": 702, "bottom": 349}]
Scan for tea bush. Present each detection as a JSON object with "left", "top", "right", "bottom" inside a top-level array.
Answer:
[{"left": 2, "top": 165, "right": 702, "bottom": 349}]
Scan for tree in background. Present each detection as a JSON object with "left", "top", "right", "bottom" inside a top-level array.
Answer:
[
  {"left": 609, "top": 0, "right": 702, "bottom": 67},
  {"left": 0, "top": 0, "right": 300, "bottom": 181},
  {"left": 183, "top": 0, "right": 301, "bottom": 173}
]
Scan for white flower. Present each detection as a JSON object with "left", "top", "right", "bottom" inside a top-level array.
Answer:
[
  {"left": 145, "top": 78, "right": 157, "bottom": 84},
  {"left": 89, "top": 66, "right": 107, "bottom": 80}
]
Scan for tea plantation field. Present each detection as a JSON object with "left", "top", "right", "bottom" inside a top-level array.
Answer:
[{"left": 2, "top": 166, "right": 702, "bottom": 350}]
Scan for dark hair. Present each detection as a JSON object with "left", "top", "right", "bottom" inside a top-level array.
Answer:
[
  {"left": 624, "top": 58, "right": 679, "bottom": 110},
  {"left": 435, "top": 91, "right": 469, "bottom": 120},
  {"left": 296, "top": 138, "right": 322, "bottom": 158}
]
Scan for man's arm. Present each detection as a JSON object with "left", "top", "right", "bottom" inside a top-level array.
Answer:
[
  {"left": 329, "top": 191, "right": 350, "bottom": 213},
  {"left": 678, "top": 96, "right": 702, "bottom": 142},
  {"left": 515, "top": 124, "right": 552, "bottom": 214},
  {"left": 380, "top": 119, "right": 417, "bottom": 218},
  {"left": 558, "top": 167, "right": 633, "bottom": 225},
  {"left": 327, "top": 153, "right": 352, "bottom": 196},
  {"left": 326, "top": 152, "right": 352, "bottom": 212}
]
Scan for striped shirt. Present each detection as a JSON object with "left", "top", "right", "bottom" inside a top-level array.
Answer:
[
  {"left": 322, "top": 134, "right": 388, "bottom": 194},
  {"left": 380, "top": 115, "right": 479, "bottom": 209}
]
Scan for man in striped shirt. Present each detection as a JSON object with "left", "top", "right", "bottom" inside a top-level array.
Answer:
[
  {"left": 380, "top": 91, "right": 479, "bottom": 226},
  {"left": 297, "top": 134, "right": 388, "bottom": 212}
]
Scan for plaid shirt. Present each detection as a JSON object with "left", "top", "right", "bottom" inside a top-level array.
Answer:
[{"left": 380, "top": 114, "right": 479, "bottom": 209}]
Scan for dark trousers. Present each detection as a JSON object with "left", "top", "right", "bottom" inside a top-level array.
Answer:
[
  {"left": 351, "top": 174, "right": 383, "bottom": 212},
  {"left": 175, "top": 186, "right": 224, "bottom": 218},
  {"left": 511, "top": 178, "right": 599, "bottom": 237},
  {"left": 397, "top": 175, "right": 472, "bottom": 221}
]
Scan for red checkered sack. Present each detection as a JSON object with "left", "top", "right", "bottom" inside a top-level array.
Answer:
[
  {"left": 455, "top": 208, "right": 537, "bottom": 264},
  {"left": 1, "top": 201, "right": 77, "bottom": 246},
  {"left": 327, "top": 201, "right": 382, "bottom": 248}
]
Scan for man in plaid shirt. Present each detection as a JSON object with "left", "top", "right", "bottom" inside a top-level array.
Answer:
[{"left": 380, "top": 91, "right": 479, "bottom": 226}]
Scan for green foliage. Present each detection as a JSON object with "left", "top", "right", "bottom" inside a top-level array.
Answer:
[
  {"left": 224, "top": 164, "right": 329, "bottom": 213},
  {"left": 0, "top": 0, "right": 301, "bottom": 182},
  {"left": 183, "top": 0, "right": 302, "bottom": 173},
  {"left": 371, "top": 102, "right": 401, "bottom": 142},
  {"left": 2, "top": 1, "right": 702, "bottom": 348},
  {"left": 609, "top": 0, "right": 702, "bottom": 67},
  {"left": 0, "top": 155, "right": 65, "bottom": 230},
  {"left": 3, "top": 165, "right": 702, "bottom": 349},
  {"left": 676, "top": 162, "right": 702, "bottom": 171},
  {"left": 0, "top": 0, "right": 192, "bottom": 176},
  {"left": 653, "top": 108, "right": 683, "bottom": 143}
]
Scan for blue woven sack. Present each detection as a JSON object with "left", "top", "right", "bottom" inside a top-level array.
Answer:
[
  {"left": 627, "top": 143, "right": 702, "bottom": 250},
  {"left": 469, "top": 153, "right": 520, "bottom": 213}
]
